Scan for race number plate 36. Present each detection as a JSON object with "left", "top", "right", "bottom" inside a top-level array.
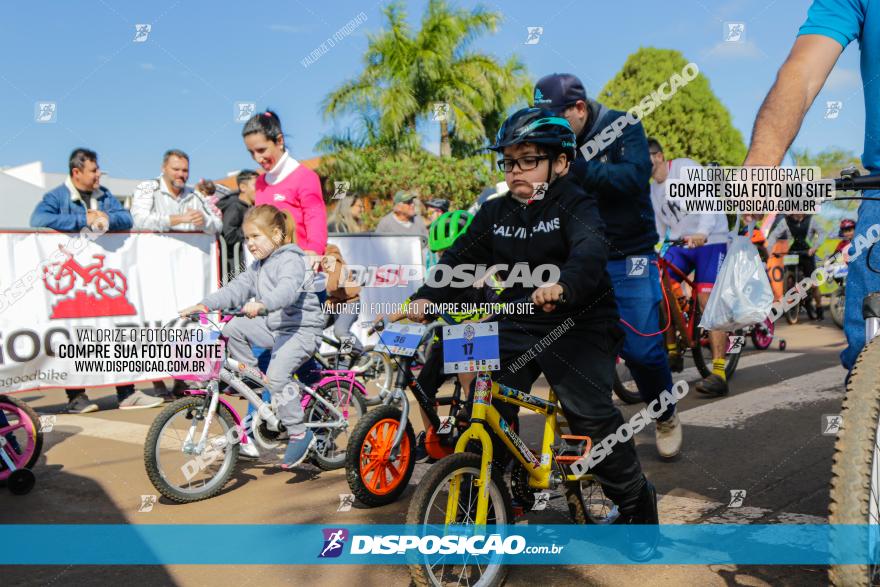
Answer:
[
  {"left": 443, "top": 322, "right": 500, "bottom": 374},
  {"left": 376, "top": 322, "right": 426, "bottom": 356}
]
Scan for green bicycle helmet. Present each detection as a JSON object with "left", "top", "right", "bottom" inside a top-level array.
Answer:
[{"left": 429, "top": 210, "right": 473, "bottom": 252}]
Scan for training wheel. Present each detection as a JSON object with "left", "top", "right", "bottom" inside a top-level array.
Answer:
[
  {"left": 779, "top": 339, "right": 787, "bottom": 351},
  {"left": 8, "top": 468, "right": 36, "bottom": 495}
]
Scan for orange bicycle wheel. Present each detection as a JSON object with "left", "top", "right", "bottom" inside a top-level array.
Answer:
[{"left": 345, "top": 405, "right": 416, "bottom": 506}]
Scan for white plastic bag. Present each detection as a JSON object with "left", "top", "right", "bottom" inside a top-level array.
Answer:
[{"left": 699, "top": 235, "right": 774, "bottom": 331}]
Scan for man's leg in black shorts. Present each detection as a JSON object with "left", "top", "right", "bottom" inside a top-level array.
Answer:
[{"left": 799, "top": 254, "right": 823, "bottom": 318}]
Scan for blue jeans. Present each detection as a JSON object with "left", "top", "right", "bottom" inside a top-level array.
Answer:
[
  {"left": 842, "top": 194, "right": 880, "bottom": 370},
  {"left": 607, "top": 254, "right": 675, "bottom": 420}
]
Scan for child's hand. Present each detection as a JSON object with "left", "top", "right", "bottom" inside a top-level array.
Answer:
[
  {"left": 403, "top": 298, "right": 432, "bottom": 323},
  {"left": 179, "top": 303, "right": 208, "bottom": 319},
  {"left": 243, "top": 301, "right": 267, "bottom": 318},
  {"left": 532, "top": 285, "right": 564, "bottom": 313}
]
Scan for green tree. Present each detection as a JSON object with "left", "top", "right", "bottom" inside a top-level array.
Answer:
[
  {"left": 598, "top": 47, "right": 746, "bottom": 165},
  {"left": 318, "top": 149, "right": 500, "bottom": 230},
  {"left": 790, "top": 147, "right": 864, "bottom": 179},
  {"left": 322, "top": 0, "right": 530, "bottom": 157}
]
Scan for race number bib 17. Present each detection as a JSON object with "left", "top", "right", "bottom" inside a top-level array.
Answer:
[{"left": 443, "top": 322, "right": 500, "bottom": 374}]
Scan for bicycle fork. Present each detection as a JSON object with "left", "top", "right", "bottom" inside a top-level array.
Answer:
[
  {"left": 183, "top": 383, "right": 221, "bottom": 456},
  {"left": 449, "top": 420, "right": 495, "bottom": 526}
]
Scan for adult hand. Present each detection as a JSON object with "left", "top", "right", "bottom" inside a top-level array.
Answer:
[
  {"left": 808, "top": 247, "right": 817, "bottom": 257},
  {"left": 88, "top": 210, "right": 109, "bottom": 231},
  {"left": 532, "top": 284, "right": 564, "bottom": 313},
  {"left": 170, "top": 210, "right": 198, "bottom": 226},
  {"left": 686, "top": 233, "right": 707, "bottom": 248},
  {"left": 190, "top": 210, "right": 206, "bottom": 228}
]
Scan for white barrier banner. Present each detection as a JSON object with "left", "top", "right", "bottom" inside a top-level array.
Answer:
[
  {"left": 0, "top": 232, "right": 218, "bottom": 392},
  {"left": 323, "top": 234, "right": 425, "bottom": 348}
]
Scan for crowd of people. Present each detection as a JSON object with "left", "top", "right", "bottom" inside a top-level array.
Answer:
[{"left": 23, "top": 2, "right": 869, "bottom": 532}]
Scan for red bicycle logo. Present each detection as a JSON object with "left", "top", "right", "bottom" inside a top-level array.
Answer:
[{"left": 42, "top": 246, "right": 127, "bottom": 298}]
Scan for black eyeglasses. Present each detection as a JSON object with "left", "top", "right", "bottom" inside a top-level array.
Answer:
[
  {"left": 649, "top": 150, "right": 661, "bottom": 156},
  {"left": 497, "top": 155, "right": 550, "bottom": 173}
]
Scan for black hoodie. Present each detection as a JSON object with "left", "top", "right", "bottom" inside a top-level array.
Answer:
[{"left": 413, "top": 173, "right": 619, "bottom": 326}]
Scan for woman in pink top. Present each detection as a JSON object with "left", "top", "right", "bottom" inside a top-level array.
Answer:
[{"left": 242, "top": 110, "right": 327, "bottom": 256}]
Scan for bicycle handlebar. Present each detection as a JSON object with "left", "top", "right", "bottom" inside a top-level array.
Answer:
[
  {"left": 368, "top": 294, "right": 568, "bottom": 335},
  {"left": 835, "top": 175, "right": 880, "bottom": 192},
  {"left": 184, "top": 308, "right": 268, "bottom": 319}
]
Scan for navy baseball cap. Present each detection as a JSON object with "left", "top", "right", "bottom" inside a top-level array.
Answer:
[{"left": 533, "top": 73, "right": 587, "bottom": 114}]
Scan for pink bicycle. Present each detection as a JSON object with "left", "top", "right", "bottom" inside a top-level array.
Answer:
[
  {"left": 143, "top": 310, "right": 367, "bottom": 503},
  {"left": 0, "top": 395, "right": 43, "bottom": 495}
]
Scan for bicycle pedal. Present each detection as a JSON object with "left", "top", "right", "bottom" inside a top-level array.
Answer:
[{"left": 553, "top": 435, "right": 592, "bottom": 463}]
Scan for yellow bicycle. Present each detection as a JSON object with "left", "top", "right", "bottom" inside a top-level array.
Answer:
[{"left": 406, "top": 368, "right": 616, "bottom": 587}]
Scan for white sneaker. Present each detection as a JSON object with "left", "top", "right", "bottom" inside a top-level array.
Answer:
[
  {"left": 655, "top": 414, "right": 682, "bottom": 459},
  {"left": 118, "top": 390, "right": 163, "bottom": 410},
  {"left": 239, "top": 437, "right": 260, "bottom": 459}
]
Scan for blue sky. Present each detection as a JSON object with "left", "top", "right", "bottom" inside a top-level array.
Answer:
[{"left": 0, "top": 0, "right": 866, "bottom": 181}]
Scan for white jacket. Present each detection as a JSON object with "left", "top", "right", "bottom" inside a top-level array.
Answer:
[
  {"left": 650, "top": 158, "right": 728, "bottom": 244},
  {"left": 131, "top": 177, "right": 221, "bottom": 233}
]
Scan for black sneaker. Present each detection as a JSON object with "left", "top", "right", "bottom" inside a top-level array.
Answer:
[
  {"left": 66, "top": 395, "right": 98, "bottom": 414},
  {"left": 816, "top": 306, "right": 825, "bottom": 321},
  {"left": 668, "top": 353, "right": 684, "bottom": 373},
  {"left": 696, "top": 373, "right": 729, "bottom": 396},
  {"left": 617, "top": 480, "right": 660, "bottom": 561}
]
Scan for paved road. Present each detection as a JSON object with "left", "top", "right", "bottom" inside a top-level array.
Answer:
[{"left": 0, "top": 318, "right": 850, "bottom": 586}]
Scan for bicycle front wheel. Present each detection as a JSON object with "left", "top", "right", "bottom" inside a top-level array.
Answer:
[
  {"left": 406, "top": 452, "right": 513, "bottom": 587},
  {"left": 830, "top": 336, "right": 880, "bottom": 586},
  {"left": 144, "top": 396, "right": 239, "bottom": 503}
]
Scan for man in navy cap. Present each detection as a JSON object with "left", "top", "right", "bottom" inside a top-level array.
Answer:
[{"left": 534, "top": 73, "right": 681, "bottom": 459}]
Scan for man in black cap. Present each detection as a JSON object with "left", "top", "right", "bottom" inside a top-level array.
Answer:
[{"left": 534, "top": 73, "right": 681, "bottom": 459}]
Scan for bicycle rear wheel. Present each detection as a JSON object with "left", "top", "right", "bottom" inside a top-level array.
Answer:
[
  {"left": 353, "top": 349, "right": 393, "bottom": 405},
  {"left": 612, "top": 362, "right": 642, "bottom": 404},
  {"left": 0, "top": 396, "right": 43, "bottom": 481},
  {"left": 307, "top": 380, "right": 367, "bottom": 471},
  {"left": 691, "top": 296, "right": 743, "bottom": 380},
  {"left": 829, "top": 336, "right": 880, "bottom": 586},
  {"left": 784, "top": 271, "right": 800, "bottom": 324},
  {"left": 565, "top": 477, "right": 620, "bottom": 524}
]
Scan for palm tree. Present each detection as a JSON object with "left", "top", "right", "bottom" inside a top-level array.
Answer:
[{"left": 322, "top": 0, "right": 530, "bottom": 157}]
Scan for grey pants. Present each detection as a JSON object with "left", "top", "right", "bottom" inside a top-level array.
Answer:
[
  {"left": 223, "top": 316, "right": 319, "bottom": 436},
  {"left": 329, "top": 301, "right": 363, "bottom": 353}
]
